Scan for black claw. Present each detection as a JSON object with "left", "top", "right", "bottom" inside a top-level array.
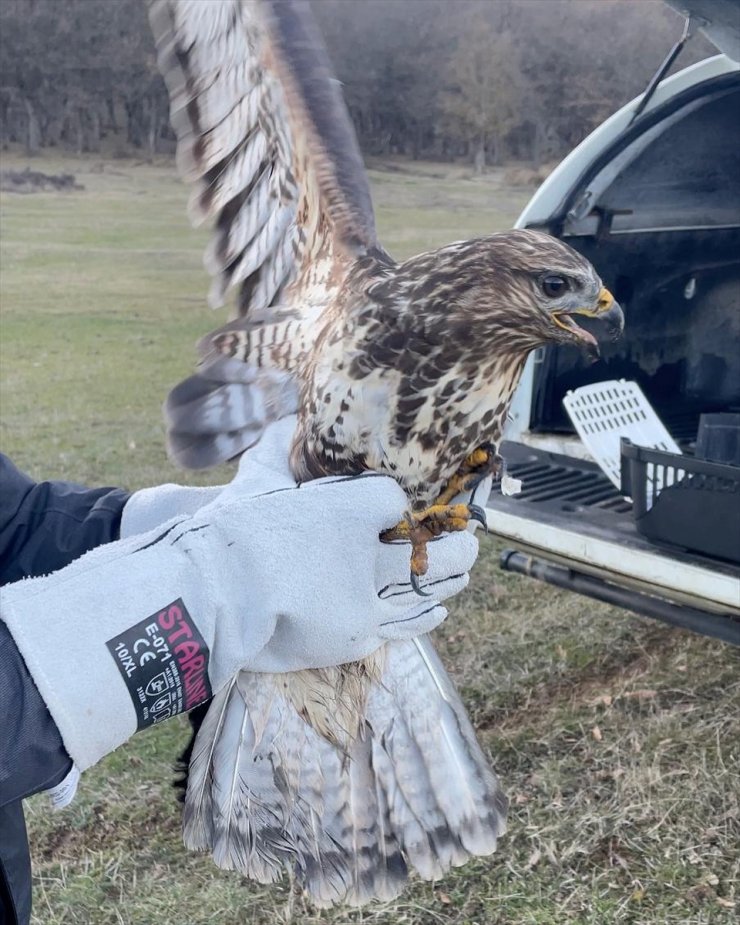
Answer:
[
  {"left": 463, "top": 473, "right": 483, "bottom": 493},
  {"left": 410, "top": 570, "right": 433, "bottom": 596},
  {"left": 468, "top": 503, "right": 489, "bottom": 533}
]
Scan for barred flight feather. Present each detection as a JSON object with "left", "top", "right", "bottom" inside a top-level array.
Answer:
[{"left": 184, "top": 637, "right": 504, "bottom": 906}]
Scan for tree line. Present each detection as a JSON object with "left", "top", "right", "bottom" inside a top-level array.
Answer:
[{"left": 0, "top": 0, "right": 712, "bottom": 167}]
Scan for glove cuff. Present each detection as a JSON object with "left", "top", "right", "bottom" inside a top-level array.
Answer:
[
  {"left": 120, "top": 484, "right": 222, "bottom": 538},
  {"left": 0, "top": 522, "right": 215, "bottom": 771}
]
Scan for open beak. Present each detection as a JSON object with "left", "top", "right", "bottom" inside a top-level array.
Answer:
[{"left": 552, "top": 287, "right": 624, "bottom": 360}]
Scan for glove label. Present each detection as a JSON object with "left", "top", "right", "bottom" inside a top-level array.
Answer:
[{"left": 106, "top": 598, "right": 212, "bottom": 729}]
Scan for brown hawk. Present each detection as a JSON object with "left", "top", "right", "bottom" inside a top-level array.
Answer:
[{"left": 149, "top": 0, "right": 624, "bottom": 907}]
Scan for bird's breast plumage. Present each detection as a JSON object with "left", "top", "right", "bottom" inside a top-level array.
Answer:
[{"left": 292, "top": 272, "right": 528, "bottom": 506}]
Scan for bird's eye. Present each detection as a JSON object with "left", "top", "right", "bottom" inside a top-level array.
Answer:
[{"left": 542, "top": 275, "right": 568, "bottom": 298}]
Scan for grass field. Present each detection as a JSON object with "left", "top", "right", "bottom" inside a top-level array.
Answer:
[{"left": 1, "top": 153, "right": 738, "bottom": 925}]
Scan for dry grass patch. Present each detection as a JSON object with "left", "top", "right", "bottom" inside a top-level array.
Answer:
[{"left": 2, "top": 154, "right": 738, "bottom": 924}]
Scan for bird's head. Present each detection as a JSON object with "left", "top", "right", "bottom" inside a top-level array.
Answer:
[
  {"left": 426, "top": 230, "right": 624, "bottom": 361},
  {"left": 506, "top": 229, "right": 624, "bottom": 360}
]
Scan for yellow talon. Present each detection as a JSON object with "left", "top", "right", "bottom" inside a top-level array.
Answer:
[
  {"left": 434, "top": 445, "right": 499, "bottom": 505},
  {"left": 381, "top": 502, "right": 480, "bottom": 592},
  {"left": 380, "top": 445, "right": 495, "bottom": 592},
  {"left": 383, "top": 503, "right": 473, "bottom": 542}
]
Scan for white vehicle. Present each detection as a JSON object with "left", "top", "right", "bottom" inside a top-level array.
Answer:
[{"left": 486, "top": 0, "right": 740, "bottom": 644}]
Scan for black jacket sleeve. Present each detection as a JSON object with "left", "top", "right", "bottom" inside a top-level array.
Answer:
[
  {"left": 0, "top": 455, "right": 130, "bottom": 585},
  {"left": 0, "top": 454, "right": 130, "bottom": 806}
]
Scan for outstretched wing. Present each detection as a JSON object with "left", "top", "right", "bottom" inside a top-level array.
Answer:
[
  {"left": 149, "top": 0, "right": 378, "bottom": 319},
  {"left": 149, "top": 0, "right": 383, "bottom": 468}
]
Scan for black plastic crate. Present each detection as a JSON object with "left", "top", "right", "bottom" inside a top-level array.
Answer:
[
  {"left": 696, "top": 413, "right": 740, "bottom": 466},
  {"left": 620, "top": 438, "right": 740, "bottom": 564}
]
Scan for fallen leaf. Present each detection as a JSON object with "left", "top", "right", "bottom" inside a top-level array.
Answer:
[
  {"left": 589, "top": 694, "right": 613, "bottom": 707},
  {"left": 716, "top": 897, "right": 736, "bottom": 909},
  {"left": 687, "top": 883, "right": 715, "bottom": 905},
  {"left": 437, "top": 891, "right": 451, "bottom": 905},
  {"left": 591, "top": 725, "right": 603, "bottom": 742},
  {"left": 622, "top": 689, "right": 657, "bottom": 701}
]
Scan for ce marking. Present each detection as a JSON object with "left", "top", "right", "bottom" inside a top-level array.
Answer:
[{"left": 133, "top": 637, "right": 157, "bottom": 666}]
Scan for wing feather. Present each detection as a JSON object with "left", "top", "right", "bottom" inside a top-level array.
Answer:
[
  {"left": 204, "top": 160, "right": 272, "bottom": 270},
  {"left": 207, "top": 200, "right": 293, "bottom": 308},
  {"left": 149, "top": 0, "right": 377, "bottom": 321},
  {"left": 195, "top": 122, "right": 269, "bottom": 223}
]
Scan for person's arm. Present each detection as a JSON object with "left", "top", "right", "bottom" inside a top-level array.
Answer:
[
  {"left": 0, "top": 455, "right": 130, "bottom": 586},
  {"left": 1, "top": 421, "right": 478, "bottom": 783},
  {"left": 0, "top": 455, "right": 131, "bottom": 807},
  {"left": 0, "top": 455, "right": 220, "bottom": 806},
  {"left": 0, "top": 619, "right": 72, "bottom": 806}
]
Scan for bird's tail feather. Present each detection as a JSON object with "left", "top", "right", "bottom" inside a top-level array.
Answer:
[{"left": 183, "top": 636, "right": 507, "bottom": 907}]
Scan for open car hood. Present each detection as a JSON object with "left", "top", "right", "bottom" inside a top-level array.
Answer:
[
  {"left": 507, "top": 32, "right": 739, "bottom": 445},
  {"left": 664, "top": 0, "right": 740, "bottom": 61},
  {"left": 514, "top": 0, "right": 740, "bottom": 235},
  {"left": 514, "top": 55, "right": 740, "bottom": 235}
]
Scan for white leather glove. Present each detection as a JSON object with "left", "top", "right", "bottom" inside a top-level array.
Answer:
[
  {"left": 0, "top": 421, "right": 478, "bottom": 770},
  {"left": 120, "top": 415, "right": 495, "bottom": 535},
  {"left": 120, "top": 482, "right": 222, "bottom": 538},
  {"left": 118, "top": 412, "right": 295, "bottom": 538}
]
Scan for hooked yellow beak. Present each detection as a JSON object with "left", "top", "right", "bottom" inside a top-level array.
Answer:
[
  {"left": 597, "top": 286, "right": 615, "bottom": 314},
  {"left": 553, "top": 286, "right": 623, "bottom": 328},
  {"left": 551, "top": 286, "right": 624, "bottom": 359},
  {"left": 575, "top": 286, "right": 617, "bottom": 319}
]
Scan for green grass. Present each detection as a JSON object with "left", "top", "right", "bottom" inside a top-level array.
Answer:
[{"left": 1, "top": 153, "right": 738, "bottom": 924}]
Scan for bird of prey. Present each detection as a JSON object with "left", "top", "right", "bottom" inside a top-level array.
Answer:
[{"left": 149, "top": 0, "right": 624, "bottom": 907}]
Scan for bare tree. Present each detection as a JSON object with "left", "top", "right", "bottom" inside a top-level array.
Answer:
[
  {"left": 440, "top": 4, "right": 524, "bottom": 170},
  {"left": 0, "top": 0, "right": 713, "bottom": 162}
]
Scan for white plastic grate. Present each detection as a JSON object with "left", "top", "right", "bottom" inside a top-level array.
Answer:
[{"left": 563, "top": 380, "right": 681, "bottom": 491}]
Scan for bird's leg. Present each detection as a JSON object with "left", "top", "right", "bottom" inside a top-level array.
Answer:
[
  {"left": 381, "top": 444, "right": 498, "bottom": 595},
  {"left": 433, "top": 442, "right": 501, "bottom": 505}
]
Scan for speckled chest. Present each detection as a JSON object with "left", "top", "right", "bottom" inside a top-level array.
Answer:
[{"left": 297, "top": 323, "right": 526, "bottom": 505}]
